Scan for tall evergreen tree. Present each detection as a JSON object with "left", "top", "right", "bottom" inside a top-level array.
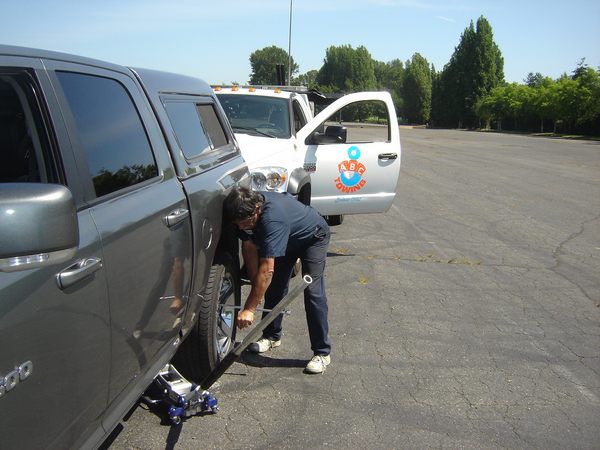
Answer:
[
  {"left": 431, "top": 16, "right": 504, "bottom": 128},
  {"left": 403, "top": 53, "right": 432, "bottom": 124}
]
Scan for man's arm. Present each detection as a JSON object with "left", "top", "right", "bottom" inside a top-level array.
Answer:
[
  {"left": 242, "top": 239, "right": 259, "bottom": 283},
  {"left": 238, "top": 241, "right": 275, "bottom": 329}
]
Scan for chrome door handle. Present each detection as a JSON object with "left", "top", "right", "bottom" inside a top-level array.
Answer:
[
  {"left": 164, "top": 209, "right": 190, "bottom": 228},
  {"left": 378, "top": 153, "right": 398, "bottom": 160},
  {"left": 56, "top": 257, "right": 103, "bottom": 290}
]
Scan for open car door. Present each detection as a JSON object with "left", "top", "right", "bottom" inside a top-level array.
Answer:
[{"left": 297, "top": 91, "right": 401, "bottom": 216}]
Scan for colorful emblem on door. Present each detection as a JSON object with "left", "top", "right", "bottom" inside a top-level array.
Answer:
[{"left": 335, "top": 146, "right": 366, "bottom": 193}]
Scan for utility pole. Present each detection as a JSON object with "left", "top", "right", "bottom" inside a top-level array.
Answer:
[{"left": 288, "top": 0, "right": 293, "bottom": 85}]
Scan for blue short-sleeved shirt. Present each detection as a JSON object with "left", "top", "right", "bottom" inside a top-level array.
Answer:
[{"left": 239, "top": 192, "right": 328, "bottom": 259}]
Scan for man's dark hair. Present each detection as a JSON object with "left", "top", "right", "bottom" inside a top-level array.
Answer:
[{"left": 224, "top": 186, "right": 264, "bottom": 222}]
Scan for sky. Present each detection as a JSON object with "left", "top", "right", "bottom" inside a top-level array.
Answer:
[{"left": 1, "top": 0, "right": 599, "bottom": 85}]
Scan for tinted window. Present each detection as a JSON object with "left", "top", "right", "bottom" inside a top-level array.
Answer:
[
  {"left": 56, "top": 72, "right": 157, "bottom": 197},
  {"left": 197, "top": 104, "right": 228, "bottom": 149},
  {"left": 0, "top": 72, "right": 54, "bottom": 183},
  {"left": 163, "top": 101, "right": 218, "bottom": 160}
]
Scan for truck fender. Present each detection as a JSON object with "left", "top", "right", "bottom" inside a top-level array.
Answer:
[{"left": 287, "top": 168, "right": 311, "bottom": 198}]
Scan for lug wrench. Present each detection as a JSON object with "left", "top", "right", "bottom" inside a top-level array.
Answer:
[
  {"left": 200, "top": 274, "right": 312, "bottom": 390},
  {"left": 222, "top": 305, "right": 292, "bottom": 315}
]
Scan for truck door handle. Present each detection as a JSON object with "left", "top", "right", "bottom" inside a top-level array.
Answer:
[
  {"left": 56, "top": 257, "right": 103, "bottom": 290},
  {"left": 378, "top": 153, "right": 398, "bottom": 160},
  {"left": 164, "top": 209, "right": 190, "bottom": 228}
]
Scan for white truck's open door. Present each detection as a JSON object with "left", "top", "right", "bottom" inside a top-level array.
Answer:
[{"left": 297, "top": 92, "right": 401, "bottom": 216}]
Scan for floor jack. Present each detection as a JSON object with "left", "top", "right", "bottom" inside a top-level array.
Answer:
[{"left": 143, "top": 275, "right": 312, "bottom": 425}]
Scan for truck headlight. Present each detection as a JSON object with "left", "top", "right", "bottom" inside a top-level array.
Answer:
[{"left": 251, "top": 167, "right": 288, "bottom": 192}]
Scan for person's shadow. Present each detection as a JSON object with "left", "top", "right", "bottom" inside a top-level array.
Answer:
[{"left": 239, "top": 351, "right": 307, "bottom": 368}]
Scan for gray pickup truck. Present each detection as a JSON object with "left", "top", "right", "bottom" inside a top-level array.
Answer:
[{"left": 0, "top": 46, "right": 248, "bottom": 449}]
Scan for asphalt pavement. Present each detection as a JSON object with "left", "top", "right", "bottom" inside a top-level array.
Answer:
[{"left": 108, "top": 128, "right": 600, "bottom": 449}]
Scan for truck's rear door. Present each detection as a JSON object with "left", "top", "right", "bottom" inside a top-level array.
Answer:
[{"left": 46, "top": 61, "right": 193, "bottom": 415}]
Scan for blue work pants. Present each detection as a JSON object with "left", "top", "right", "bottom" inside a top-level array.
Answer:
[{"left": 262, "top": 228, "right": 331, "bottom": 356}]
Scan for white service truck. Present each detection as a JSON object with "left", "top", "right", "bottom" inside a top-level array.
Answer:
[{"left": 215, "top": 86, "right": 402, "bottom": 225}]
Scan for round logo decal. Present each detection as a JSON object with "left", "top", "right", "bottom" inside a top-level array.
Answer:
[{"left": 335, "top": 146, "right": 367, "bottom": 193}]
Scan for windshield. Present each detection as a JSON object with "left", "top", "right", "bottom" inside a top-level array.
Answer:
[{"left": 217, "top": 94, "right": 291, "bottom": 139}]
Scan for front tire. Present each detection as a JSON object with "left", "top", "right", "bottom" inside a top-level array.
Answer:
[
  {"left": 174, "top": 254, "right": 240, "bottom": 382},
  {"left": 326, "top": 214, "right": 344, "bottom": 226}
]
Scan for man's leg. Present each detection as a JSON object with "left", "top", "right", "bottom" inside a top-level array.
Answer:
[
  {"left": 301, "top": 233, "right": 331, "bottom": 356},
  {"left": 261, "top": 257, "right": 295, "bottom": 341}
]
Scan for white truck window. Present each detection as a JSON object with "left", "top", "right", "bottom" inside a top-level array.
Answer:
[
  {"left": 323, "top": 100, "right": 390, "bottom": 143},
  {"left": 292, "top": 99, "right": 307, "bottom": 133},
  {"left": 218, "top": 94, "right": 291, "bottom": 139}
]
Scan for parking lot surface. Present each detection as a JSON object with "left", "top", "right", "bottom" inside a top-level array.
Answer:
[{"left": 107, "top": 128, "right": 600, "bottom": 449}]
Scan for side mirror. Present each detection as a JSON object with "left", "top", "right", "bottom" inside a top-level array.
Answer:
[
  {"left": 308, "top": 125, "right": 348, "bottom": 145},
  {"left": 0, "top": 183, "right": 79, "bottom": 272}
]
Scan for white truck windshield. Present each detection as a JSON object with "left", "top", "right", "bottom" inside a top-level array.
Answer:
[{"left": 217, "top": 94, "right": 290, "bottom": 139}]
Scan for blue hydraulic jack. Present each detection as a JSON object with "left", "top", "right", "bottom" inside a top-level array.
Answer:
[
  {"left": 144, "top": 275, "right": 312, "bottom": 425},
  {"left": 144, "top": 364, "right": 218, "bottom": 425}
]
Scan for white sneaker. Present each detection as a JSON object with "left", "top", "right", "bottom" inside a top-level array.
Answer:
[
  {"left": 305, "top": 354, "right": 331, "bottom": 374},
  {"left": 248, "top": 337, "right": 281, "bottom": 353}
]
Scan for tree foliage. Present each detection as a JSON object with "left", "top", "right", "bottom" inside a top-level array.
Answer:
[
  {"left": 316, "top": 45, "right": 377, "bottom": 93},
  {"left": 475, "top": 65, "right": 600, "bottom": 134},
  {"left": 374, "top": 59, "right": 404, "bottom": 116},
  {"left": 246, "top": 16, "right": 599, "bottom": 135},
  {"left": 403, "top": 53, "right": 432, "bottom": 124},
  {"left": 292, "top": 69, "right": 319, "bottom": 89},
  {"left": 249, "top": 46, "right": 298, "bottom": 85},
  {"left": 432, "top": 16, "right": 504, "bottom": 127}
]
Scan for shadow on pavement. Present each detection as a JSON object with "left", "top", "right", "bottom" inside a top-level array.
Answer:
[{"left": 240, "top": 351, "right": 307, "bottom": 368}]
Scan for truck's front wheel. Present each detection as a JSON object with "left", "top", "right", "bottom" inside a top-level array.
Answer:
[{"left": 174, "top": 254, "right": 240, "bottom": 382}]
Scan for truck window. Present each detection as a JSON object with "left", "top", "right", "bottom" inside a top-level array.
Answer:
[
  {"left": 197, "top": 104, "right": 228, "bottom": 149},
  {"left": 217, "top": 94, "right": 291, "bottom": 139},
  {"left": 0, "top": 71, "right": 55, "bottom": 184},
  {"left": 163, "top": 101, "right": 228, "bottom": 160},
  {"left": 56, "top": 72, "right": 158, "bottom": 198},
  {"left": 292, "top": 99, "right": 307, "bottom": 134},
  {"left": 323, "top": 100, "right": 390, "bottom": 143}
]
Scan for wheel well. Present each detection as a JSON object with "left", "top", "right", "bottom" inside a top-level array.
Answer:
[
  {"left": 297, "top": 183, "right": 311, "bottom": 205},
  {"left": 288, "top": 168, "right": 311, "bottom": 205},
  {"left": 215, "top": 221, "right": 240, "bottom": 267}
]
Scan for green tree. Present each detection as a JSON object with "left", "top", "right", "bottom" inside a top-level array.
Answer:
[
  {"left": 573, "top": 65, "right": 600, "bottom": 127},
  {"left": 432, "top": 16, "right": 504, "bottom": 128},
  {"left": 554, "top": 75, "right": 582, "bottom": 133},
  {"left": 403, "top": 53, "right": 432, "bottom": 124},
  {"left": 317, "top": 45, "right": 377, "bottom": 93},
  {"left": 249, "top": 46, "right": 298, "bottom": 85},
  {"left": 374, "top": 59, "right": 404, "bottom": 117},
  {"left": 524, "top": 72, "right": 545, "bottom": 88},
  {"left": 475, "top": 83, "right": 531, "bottom": 130},
  {"left": 292, "top": 69, "right": 319, "bottom": 88}
]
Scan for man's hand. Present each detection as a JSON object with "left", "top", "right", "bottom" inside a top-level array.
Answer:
[
  {"left": 238, "top": 255, "right": 273, "bottom": 330},
  {"left": 237, "top": 308, "right": 255, "bottom": 329}
]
